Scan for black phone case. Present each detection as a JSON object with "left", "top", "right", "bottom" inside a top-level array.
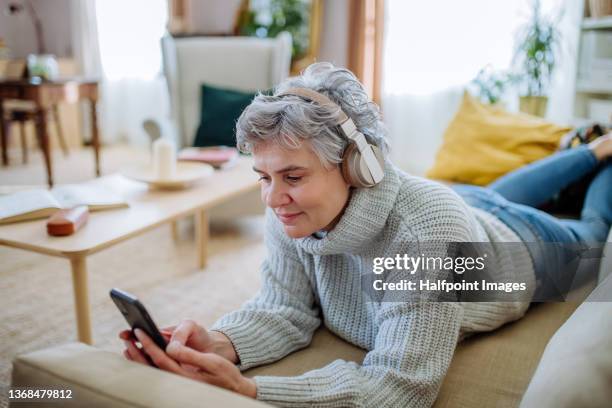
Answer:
[{"left": 110, "top": 288, "right": 168, "bottom": 350}]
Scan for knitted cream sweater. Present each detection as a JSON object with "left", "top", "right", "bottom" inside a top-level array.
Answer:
[{"left": 211, "top": 162, "right": 535, "bottom": 407}]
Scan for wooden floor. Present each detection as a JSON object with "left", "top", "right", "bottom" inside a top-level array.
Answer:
[{"left": 0, "top": 144, "right": 151, "bottom": 187}]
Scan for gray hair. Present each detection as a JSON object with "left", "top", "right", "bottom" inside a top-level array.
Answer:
[{"left": 235, "top": 62, "right": 388, "bottom": 167}]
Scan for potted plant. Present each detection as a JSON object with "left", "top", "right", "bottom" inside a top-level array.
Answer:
[
  {"left": 470, "top": 66, "right": 518, "bottom": 106},
  {"left": 513, "top": 0, "right": 562, "bottom": 117},
  {"left": 236, "top": 0, "right": 311, "bottom": 60}
]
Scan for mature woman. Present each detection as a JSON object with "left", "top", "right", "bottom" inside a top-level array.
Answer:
[{"left": 121, "top": 63, "right": 611, "bottom": 407}]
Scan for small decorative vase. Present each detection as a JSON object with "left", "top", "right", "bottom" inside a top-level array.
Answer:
[
  {"left": 26, "top": 54, "right": 59, "bottom": 81},
  {"left": 519, "top": 96, "right": 548, "bottom": 117}
]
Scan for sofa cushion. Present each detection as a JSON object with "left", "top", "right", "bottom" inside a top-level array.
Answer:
[
  {"left": 241, "top": 302, "right": 581, "bottom": 407},
  {"left": 434, "top": 302, "right": 580, "bottom": 407},
  {"left": 193, "top": 84, "right": 258, "bottom": 148},
  {"left": 426, "top": 92, "right": 572, "bottom": 186},
  {"left": 11, "top": 342, "right": 269, "bottom": 408},
  {"left": 520, "top": 273, "right": 612, "bottom": 408}
]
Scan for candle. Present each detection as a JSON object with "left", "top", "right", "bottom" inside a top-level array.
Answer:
[{"left": 152, "top": 138, "right": 176, "bottom": 180}]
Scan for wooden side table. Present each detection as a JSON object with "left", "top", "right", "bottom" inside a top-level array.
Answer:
[{"left": 0, "top": 78, "right": 101, "bottom": 186}]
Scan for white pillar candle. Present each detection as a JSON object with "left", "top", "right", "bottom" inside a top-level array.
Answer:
[{"left": 152, "top": 138, "right": 176, "bottom": 179}]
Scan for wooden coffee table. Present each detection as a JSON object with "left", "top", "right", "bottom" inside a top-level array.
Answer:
[{"left": 0, "top": 157, "right": 258, "bottom": 344}]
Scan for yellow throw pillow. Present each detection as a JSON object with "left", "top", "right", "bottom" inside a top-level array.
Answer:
[{"left": 426, "top": 92, "right": 572, "bottom": 186}]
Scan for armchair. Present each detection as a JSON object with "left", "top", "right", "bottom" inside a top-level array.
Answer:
[
  {"left": 159, "top": 33, "right": 292, "bottom": 221},
  {"left": 161, "top": 33, "right": 292, "bottom": 147}
]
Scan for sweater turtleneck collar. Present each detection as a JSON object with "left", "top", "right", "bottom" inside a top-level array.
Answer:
[{"left": 295, "top": 161, "right": 401, "bottom": 256}]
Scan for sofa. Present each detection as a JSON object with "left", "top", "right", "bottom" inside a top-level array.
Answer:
[{"left": 10, "top": 228, "right": 612, "bottom": 407}]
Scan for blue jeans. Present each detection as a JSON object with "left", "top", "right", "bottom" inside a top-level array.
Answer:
[{"left": 451, "top": 146, "right": 611, "bottom": 299}]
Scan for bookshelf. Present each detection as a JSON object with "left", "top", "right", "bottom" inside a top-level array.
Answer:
[{"left": 574, "top": 13, "right": 612, "bottom": 123}]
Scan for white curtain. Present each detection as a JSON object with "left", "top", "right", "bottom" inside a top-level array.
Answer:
[
  {"left": 546, "top": 0, "right": 584, "bottom": 123},
  {"left": 382, "top": 0, "right": 583, "bottom": 176},
  {"left": 73, "top": 0, "right": 169, "bottom": 146},
  {"left": 70, "top": 0, "right": 101, "bottom": 143},
  {"left": 70, "top": 0, "right": 102, "bottom": 78}
]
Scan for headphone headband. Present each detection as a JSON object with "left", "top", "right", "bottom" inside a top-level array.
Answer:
[
  {"left": 275, "top": 87, "right": 384, "bottom": 186},
  {"left": 277, "top": 88, "right": 349, "bottom": 123}
]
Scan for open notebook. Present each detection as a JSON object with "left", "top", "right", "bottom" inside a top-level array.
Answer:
[{"left": 0, "top": 184, "right": 128, "bottom": 225}]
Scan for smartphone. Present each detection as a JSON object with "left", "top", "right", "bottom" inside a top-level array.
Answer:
[{"left": 110, "top": 288, "right": 168, "bottom": 350}]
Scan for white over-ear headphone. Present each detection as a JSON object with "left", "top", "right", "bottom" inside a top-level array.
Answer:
[{"left": 277, "top": 87, "right": 385, "bottom": 188}]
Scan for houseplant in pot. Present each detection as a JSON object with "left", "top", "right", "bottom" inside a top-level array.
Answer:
[
  {"left": 513, "top": 0, "right": 562, "bottom": 117},
  {"left": 470, "top": 66, "right": 518, "bottom": 106},
  {"left": 236, "top": 0, "right": 310, "bottom": 60}
]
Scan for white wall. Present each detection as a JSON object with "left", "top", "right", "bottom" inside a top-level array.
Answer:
[
  {"left": 184, "top": 0, "right": 350, "bottom": 68},
  {"left": 318, "top": 0, "right": 349, "bottom": 68},
  {"left": 0, "top": 0, "right": 73, "bottom": 58},
  {"left": 186, "top": 0, "right": 242, "bottom": 34}
]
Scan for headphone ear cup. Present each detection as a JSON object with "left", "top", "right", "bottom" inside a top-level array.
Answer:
[{"left": 341, "top": 143, "right": 384, "bottom": 188}]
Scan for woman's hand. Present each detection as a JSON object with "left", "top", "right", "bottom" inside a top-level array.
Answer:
[
  {"left": 119, "top": 326, "right": 174, "bottom": 366},
  {"left": 119, "top": 319, "right": 238, "bottom": 365},
  {"left": 168, "top": 319, "right": 238, "bottom": 363},
  {"left": 134, "top": 328, "right": 257, "bottom": 399}
]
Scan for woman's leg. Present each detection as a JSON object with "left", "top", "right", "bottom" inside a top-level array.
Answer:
[
  {"left": 453, "top": 186, "right": 589, "bottom": 300},
  {"left": 488, "top": 133, "right": 612, "bottom": 207},
  {"left": 459, "top": 141, "right": 611, "bottom": 300},
  {"left": 486, "top": 131, "right": 611, "bottom": 242},
  {"left": 487, "top": 145, "right": 598, "bottom": 207},
  {"left": 559, "top": 163, "right": 612, "bottom": 242}
]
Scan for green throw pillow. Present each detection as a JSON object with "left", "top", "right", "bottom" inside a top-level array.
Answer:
[{"left": 193, "top": 84, "right": 258, "bottom": 148}]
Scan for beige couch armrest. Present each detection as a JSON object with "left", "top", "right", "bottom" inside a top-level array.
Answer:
[
  {"left": 520, "top": 273, "right": 612, "bottom": 408},
  {"left": 11, "top": 343, "right": 270, "bottom": 408}
]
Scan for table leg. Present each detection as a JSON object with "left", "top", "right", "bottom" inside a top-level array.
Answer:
[
  {"left": 171, "top": 220, "right": 180, "bottom": 241},
  {"left": 20, "top": 123, "right": 28, "bottom": 164},
  {"left": 0, "top": 98, "right": 7, "bottom": 166},
  {"left": 52, "top": 104, "right": 69, "bottom": 156},
  {"left": 195, "top": 210, "right": 209, "bottom": 269},
  {"left": 35, "top": 108, "right": 53, "bottom": 187},
  {"left": 70, "top": 257, "right": 93, "bottom": 344},
  {"left": 89, "top": 99, "right": 101, "bottom": 177},
  {"left": 70, "top": 256, "right": 93, "bottom": 345}
]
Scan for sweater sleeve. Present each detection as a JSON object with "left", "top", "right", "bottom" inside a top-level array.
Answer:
[
  {"left": 210, "top": 210, "right": 321, "bottom": 370},
  {"left": 253, "top": 301, "right": 463, "bottom": 407}
]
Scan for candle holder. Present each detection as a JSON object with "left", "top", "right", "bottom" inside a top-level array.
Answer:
[{"left": 152, "top": 138, "right": 177, "bottom": 180}]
